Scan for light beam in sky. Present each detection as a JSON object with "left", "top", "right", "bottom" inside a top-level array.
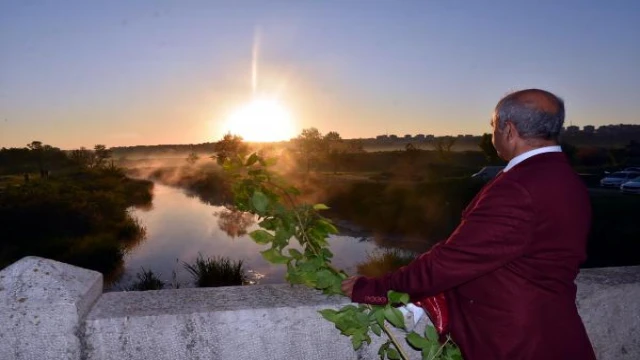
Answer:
[
  {"left": 252, "top": 27, "right": 261, "bottom": 95},
  {"left": 219, "top": 26, "right": 296, "bottom": 142}
]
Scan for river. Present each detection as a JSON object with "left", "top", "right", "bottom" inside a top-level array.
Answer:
[{"left": 109, "top": 184, "right": 388, "bottom": 290}]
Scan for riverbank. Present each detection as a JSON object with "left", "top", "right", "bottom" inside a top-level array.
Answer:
[
  {"left": 132, "top": 162, "right": 640, "bottom": 269},
  {"left": 0, "top": 168, "right": 153, "bottom": 282}
]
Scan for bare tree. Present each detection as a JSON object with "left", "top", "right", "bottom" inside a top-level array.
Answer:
[{"left": 433, "top": 136, "right": 457, "bottom": 162}]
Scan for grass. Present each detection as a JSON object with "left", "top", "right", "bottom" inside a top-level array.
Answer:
[
  {"left": 183, "top": 253, "right": 247, "bottom": 287},
  {"left": 125, "top": 267, "right": 164, "bottom": 291},
  {"left": 0, "top": 174, "right": 31, "bottom": 189}
]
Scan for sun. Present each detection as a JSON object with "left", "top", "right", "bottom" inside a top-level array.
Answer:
[{"left": 222, "top": 97, "right": 295, "bottom": 142}]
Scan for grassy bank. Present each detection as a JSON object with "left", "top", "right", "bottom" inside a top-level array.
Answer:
[{"left": 0, "top": 168, "right": 153, "bottom": 280}]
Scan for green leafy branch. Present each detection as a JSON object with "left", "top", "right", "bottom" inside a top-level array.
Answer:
[{"left": 223, "top": 152, "right": 462, "bottom": 360}]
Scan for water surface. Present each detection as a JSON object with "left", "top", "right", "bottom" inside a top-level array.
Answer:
[{"left": 111, "top": 184, "right": 385, "bottom": 290}]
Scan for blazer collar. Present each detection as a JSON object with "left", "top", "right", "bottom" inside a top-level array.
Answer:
[{"left": 504, "top": 146, "right": 562, "bottom": 172}]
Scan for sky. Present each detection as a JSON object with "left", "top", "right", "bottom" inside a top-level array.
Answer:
[{"left": 1, "top": 0, "right": 639, "bottom": 149}]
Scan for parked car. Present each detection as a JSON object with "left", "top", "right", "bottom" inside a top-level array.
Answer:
[
  {"left": 600, "top": 171, "right": 640, "bottom": 188},
  {"left": 471, "top": 166, "right": 505, "bottom": 181},
  {"left": 620, "top": 176, "right": 640, "bottom": 194}
]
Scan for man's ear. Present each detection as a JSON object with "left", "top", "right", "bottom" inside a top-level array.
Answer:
[{"left": 506, "top": 121, "right": 518, "bottom": 141}]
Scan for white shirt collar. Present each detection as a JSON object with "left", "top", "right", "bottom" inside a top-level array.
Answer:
[{"left": 503, "top": 145, "right": 562, "bottom": 172}]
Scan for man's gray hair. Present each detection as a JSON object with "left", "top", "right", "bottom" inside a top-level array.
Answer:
[{"left": 495, "top": 89, "right": 565, "bottom": 141}]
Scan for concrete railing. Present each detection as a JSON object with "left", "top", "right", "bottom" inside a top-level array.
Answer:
[{"left": 0, "top": 256, "right": 638, "bottom": 360}]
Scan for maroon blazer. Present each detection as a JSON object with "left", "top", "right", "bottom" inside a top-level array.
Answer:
[{"left": 352, "top": 152, "right": 596, "bottom": 359}]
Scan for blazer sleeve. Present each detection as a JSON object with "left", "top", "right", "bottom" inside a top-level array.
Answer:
[{"left": 352, "top": 178, "right": 534, "bottom": 305}]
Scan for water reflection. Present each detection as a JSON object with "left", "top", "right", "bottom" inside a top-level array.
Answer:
[
  {"left": 215, "top": 207, "right": 255, "bottom": 238},
  {"left": 110, "top": 184, "right": 384, "bottom": 291},
  {"left": 357, "top": 249, "right": 417, "bottom": 278}
]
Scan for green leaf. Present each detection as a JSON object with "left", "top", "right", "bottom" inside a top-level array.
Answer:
[
  {"left": 320, "top": 247, "right": 334, "bottom": 260},
  {"left": 316, "top": 269, "right": 336, "bottom": 289},
  {"left": 426, "top": 326, "right": 438, "bottom": 342},
  {"left": 371, "top": 323, "right": 382, "bottom": 337},
  {"left": 260, "top": 248, "right": 289, "bottom": 264},
  {"left": 258, "top": 218, "right": 277, "bottom": 230},
  {"left": 374, "top": 308, "right": 385, "bottom": 329},
  {"left": 386, "top": 347, "right": 401, "bottom": 360},
  {"left": 383, "top": 307, "right": 405, "bottom": 329},
  {"left": 316, "top": 219, "right": 339, "bottom": 234},
  {"left": 355, "top": 311, "right": 370, "bottom": 328},
  {"left": 313, "top": 203, "right": 330, "bottom": 210},
  {"left": 318, "top": 309, "right": 339, "bottom": 323},
  {"left": 245, "top": 153, "right": 259, "bottom": 166},
  {"left": 249, "top": 229, "right": 274, "bottom": 245},
  {"left": 423, "top": 344, "right": 438, "bottom": 360},
  {"left": 274, "top": 228, "right": 293, "bottom": 245},
  {"left": 406, "top": 332, "right": 430, "bottom": 350},
  {"left": 378, "top": 342, "right": 390, "bottom": 358},
  {"left": 298, "top": 271, "right": 318, "bottom": 287},
  {"left": 251, "top": 191, "right": 269, "bottom": 213},
  {"left": 351, "top": 333, "right": 364, "bottom": 351},
  {"left": 288, "top": 249, "right": 303, "bottom": 260},
  {"left": 446, "top": 348, "right": 462, "bottom": 360},
  {"left": 387, "top": 290, "right": 410, "bottom": 305}
]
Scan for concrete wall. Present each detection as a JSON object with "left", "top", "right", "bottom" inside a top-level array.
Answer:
[{"left": 1, "top": 256, "right": 638, "bottom": 360}]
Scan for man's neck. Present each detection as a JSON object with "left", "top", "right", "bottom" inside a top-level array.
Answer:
[
  {"left": 508, "top": 140, "right": 558, "bottom": 161},
  {"left": 503, "top": 144, "right": 562, "bottom": 172}
]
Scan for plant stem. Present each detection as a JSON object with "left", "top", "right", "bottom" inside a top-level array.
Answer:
[
  {"left": 379, "top": 315, "right": 410, "bottom": 360},
  {"left": 267, "top": 179, "right": 344, "bottom": 276},
  {"left": 429, "top": 341, "right": 447, "bottom": 360}
]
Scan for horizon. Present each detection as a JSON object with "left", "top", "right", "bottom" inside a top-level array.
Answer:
[
  {"left": 2, "top": 1, "right": 639, "bottom": 149},
  {"left": 4, "top": 122, "right": 640, "bottom": 151}
]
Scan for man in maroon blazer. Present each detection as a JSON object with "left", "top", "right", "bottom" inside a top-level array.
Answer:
[{"left": 342, "top": 89, "right": 596, "bottom": 359}]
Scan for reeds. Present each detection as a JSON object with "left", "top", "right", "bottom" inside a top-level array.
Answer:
[
  {"left": 183, "top": 253, "right": 247, "bottom": 287},
  {"left": 126, "top": 267, "right": 164, "bottom": 291}
]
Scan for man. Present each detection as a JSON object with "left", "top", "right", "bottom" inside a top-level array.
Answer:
[{"left": 341, "top": 89, "right": 596, "bottom": 359}]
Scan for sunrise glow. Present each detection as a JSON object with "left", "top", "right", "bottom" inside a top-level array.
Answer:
[{"left": 222, "top": 97, "right": 295, "bottom": 142}]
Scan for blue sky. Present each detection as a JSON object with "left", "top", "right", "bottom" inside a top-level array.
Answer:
[{"left": 1, "top": 0, "right": 639, "bottom": 148}]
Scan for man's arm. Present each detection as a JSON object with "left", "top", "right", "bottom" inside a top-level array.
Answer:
[{"left": 350, "top": 178, "right": 534, "bottom": 304}]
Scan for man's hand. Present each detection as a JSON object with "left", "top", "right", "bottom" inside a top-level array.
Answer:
[{"left": 341, "top": 276, "right": 360, "bottom": 298}]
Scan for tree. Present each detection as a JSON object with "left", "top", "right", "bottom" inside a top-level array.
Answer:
[
  {"left": 213, "top": 133, "right": 249, "bottom": 165},
  {"left": 294, "top": 128, "right": 324, "bottom": 172},
  {"left": 26, "top": 141, "right": 43, "bottom": 152},
  {"left": 186, "top": 152, "right": 200, "bottom": 165},
  {"left": 69, "top": 147, "right": 95, "bottom": 169},
  {"left": 433, "top": 136, "right": 457, "bottom": 162},
  {"left": 560, "top": 141, "right": 578, "bottom": 165},
  {"left": 93, "top": 144, "right": 112, "bottom": 168},
  {"left": 404, "top": 142, "right": 419, "bottom": 162},
  {"left": 26, "top": 141, "right": 45, "bottom": 176},
  {"left": 324, "top": 131, "right": 342, "bottom": 143},
  {"left": 323, "top": 131, "right": 343, "bottom": 173},
  {"left": 625, "top": 140, "right": 640, "bottom": 157},
  {"left": 478, "top": 133, "right": 500, "bottom": 164}
]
